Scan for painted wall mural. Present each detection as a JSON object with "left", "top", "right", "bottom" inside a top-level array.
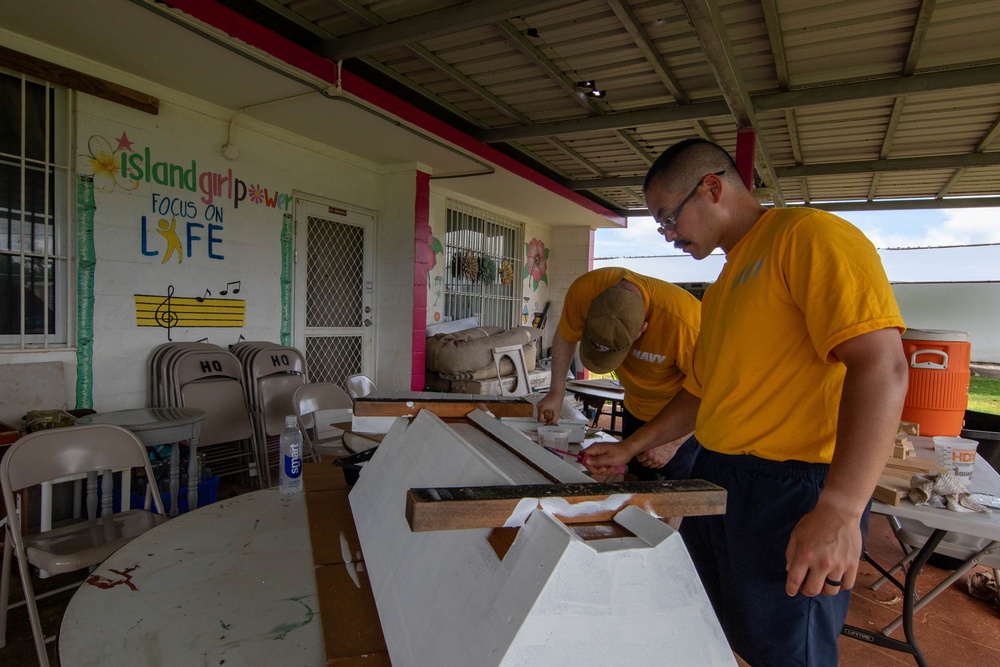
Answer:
[
  {"left": 78, "top": 130, "right": 290, "bottom": 341},
  {"left": 428, "top": 235, "right": 444, "bottom": 323},
  {"left": 524, "top": 237, "right": 549, "bottom": 290}
]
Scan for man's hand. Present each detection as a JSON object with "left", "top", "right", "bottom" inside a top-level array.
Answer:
[
  {"left": 636, "top": 442, "right": 674, "bottom": 469},
  {"left": 582, "top": 440, "right": 635, "bottom": 474},
  {"left": 536, "top": 392, "right": 563, "bottom": 425},
  {"left": 784, "top": 500, "right": 862, "bottom": 597}
]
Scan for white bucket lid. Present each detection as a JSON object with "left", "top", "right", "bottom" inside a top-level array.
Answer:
[{"left": 902, "top": 328, "right": 970, "bottom": 342}]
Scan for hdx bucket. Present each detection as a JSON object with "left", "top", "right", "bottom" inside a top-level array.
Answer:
[{"left": 901, "top": 329, "right": 971, "bottom": 437}]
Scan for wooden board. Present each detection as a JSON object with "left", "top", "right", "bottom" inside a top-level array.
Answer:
[
  {"left": 353, "top": 396, "right": 534, "bottom": 418},
  {"left": 405, "top": 479, "right": 727, "bottom": 532}
]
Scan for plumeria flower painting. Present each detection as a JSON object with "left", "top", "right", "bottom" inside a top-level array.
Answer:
[
  {"left": 523, "top": 238, "right": 549, "bottom": 290},
  {"left": 81, "top": 134, "right": 139, "bottom": 193}
]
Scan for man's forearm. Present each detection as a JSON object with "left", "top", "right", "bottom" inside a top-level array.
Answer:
[{"left": 619, "top": 389, "right": 700, "bottom": 459}]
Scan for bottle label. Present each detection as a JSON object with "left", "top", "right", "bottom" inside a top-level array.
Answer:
[{"left": 284, "top": 441, "right": 301, "bottom": 479}]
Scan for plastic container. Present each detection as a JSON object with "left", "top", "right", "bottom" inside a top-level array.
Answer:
[
  {"left": 900, "top": 329, "right": 971, "bottom": 437},
  {"left": 932, "top": 436, "right": 978, "bottom": 488},
  {"left": 279, "top": 415, "right": 304, "bottom": 495},
  {"left": 120, "top": 475, "right": 220, "bottom": 515},
  {"left": 537, "top": 425, "right": 570, "bottom": 449}
]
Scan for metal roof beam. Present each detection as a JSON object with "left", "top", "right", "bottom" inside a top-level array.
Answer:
[
  {"left": 803, "top": 197, "right": 1000, "bottom": 212},
  {"left": 565, "top": 150, "right": 1000, "bottom": 189},
  {"left": 477, "top": 64, "right": 1000, "bottom": 142},
  {"left": 777, "top": 152, "right": 1000, "bottom": 177},
  {"left": 316, "top": 0, "right": 573, "bottom": 60},
  {"left": 754, "top": 64, "right": 1000, "bottom": 111},
  {"left": 476, "top": 100, "right": 731, "bottom": 142},
  {"left": 607, "top": 0, "right": 686, "bottom": 103},
  {"left": 679, "top": 0, "right": 784, "bottom": 203}
]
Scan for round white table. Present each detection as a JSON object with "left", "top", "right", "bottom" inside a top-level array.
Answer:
[{"left": 58, "top": 489, "right": 324, "bottom": 666}]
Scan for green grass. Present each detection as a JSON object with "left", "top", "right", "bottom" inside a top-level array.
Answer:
[{"left": 968, "top": 376, "right": 1000, "bottom": 415}]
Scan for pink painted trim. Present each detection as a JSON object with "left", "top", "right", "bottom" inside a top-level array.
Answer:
[
  {"left": 160, "top": 0, "right": 624, "bottom": 226},
  {"left": 412, "top": 171, "right": 431, "bottom": 390}
]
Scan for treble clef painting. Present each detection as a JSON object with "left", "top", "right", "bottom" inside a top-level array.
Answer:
[
  {"left": 135, "top": 282, "right": 247, "bottom": 340},
  {"left": 154, "top": 285, "right": 179, "bottom": 340}
]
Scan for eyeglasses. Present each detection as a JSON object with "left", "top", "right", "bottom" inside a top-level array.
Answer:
[{"left": 655, "top": 170, "right": 725, "bottom": 236}]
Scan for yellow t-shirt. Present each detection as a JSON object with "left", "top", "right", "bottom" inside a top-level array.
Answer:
[
  {"left": 683, "top": 208, "right": 905, "bottom": 463},
  {"left": 559, "top": 267, "right": 701, "bottom": 421}
]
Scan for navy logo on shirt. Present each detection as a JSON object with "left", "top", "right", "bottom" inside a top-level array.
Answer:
[{"left": 631, "top": 349, "right": 666, "bottom": 363}]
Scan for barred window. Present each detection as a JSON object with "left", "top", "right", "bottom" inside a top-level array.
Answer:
[
  {"left": 0, "top": 68, "right": 70, "bottom": 348},
  {"left": 444, "top": 200, "right": 523, "bottom": 329}
]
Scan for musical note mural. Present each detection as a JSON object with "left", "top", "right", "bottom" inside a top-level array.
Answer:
[{"left": 135, "top": 282, "right": 246, "bottom": 340}]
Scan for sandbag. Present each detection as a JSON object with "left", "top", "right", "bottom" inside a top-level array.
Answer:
[
  {"left": 426, "top": 326, "right": 542, "bottom": 374},
  {"left": 439, "top": 343, "right": 537, "bottom": 380}
]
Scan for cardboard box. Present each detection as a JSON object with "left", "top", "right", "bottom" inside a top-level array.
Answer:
[
  {"left": 303, "top": 464, "right": 390, "bottom": 666},
  {"left": 0, "top": 421, "right": 21, "bottom": 446}
]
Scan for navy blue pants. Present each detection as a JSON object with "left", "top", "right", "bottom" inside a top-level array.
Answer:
[
  {"left": 679, "top": 449, "right": 871, "bottom": 667},
  {"left": 622, "top": 407, "right": 701, "bottom": 480}
]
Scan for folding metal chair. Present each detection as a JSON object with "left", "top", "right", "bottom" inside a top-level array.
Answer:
[{"left": 1, "top": 424, "right": 167, "bottom": 666}]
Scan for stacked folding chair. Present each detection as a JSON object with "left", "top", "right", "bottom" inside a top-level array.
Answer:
[
  {"left": 231, "top": 341, "right": 308, "bottom": 487},
  {"left": 148, "top": 342, "right": 261, "bottom": 487}
]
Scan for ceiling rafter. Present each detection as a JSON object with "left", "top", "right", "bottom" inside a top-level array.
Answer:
[
  {"left": 679, "top": 0, "right": 784, "bottom": 204},
  {"left": 326, "top": 0, "right": 533, "bottom": 125},
  {"left": 474, "top": 62, "right": 1000, "bottom": 143},
  {"left": 496, "top": 17, "right": 654, "bottom": 190},
  {"left": 605, "top": 0, "right": 713, "bottom": 149},
  {"left": 315, "top": 0, "right": 574, "bottom": 61},
  {"left": 937, "top": 113, "right": 1000, "bottom": 198},
  {"left": 564, "top": 151, "right": 1000, "bottom": 189},
  {"left": 872, "top": 0, "right": 938, "bottom": 201}
]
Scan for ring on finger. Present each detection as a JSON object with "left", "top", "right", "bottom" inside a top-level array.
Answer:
[{"left": 824, "top": 577, "right": 842, "bottom": 587}]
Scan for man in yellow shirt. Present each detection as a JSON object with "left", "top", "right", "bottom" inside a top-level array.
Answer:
[
  {"left": 584, "top": 139, "right": 908, "bottom": 666},
  {"left": 536, "top": 267, "right": 701, "bottom": 480}
]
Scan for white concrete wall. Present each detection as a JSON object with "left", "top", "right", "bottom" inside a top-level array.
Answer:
[
  {"left": 377, "top": 166, "right": 420, "bottom": 390},
  {"left": 546, "top": 226, "right": 594, "bottom": 358},
  {"left": 77, "top": 92, "right": 384, "bottom": 410},
  {"left": 893, "top": 283, "right": 1000, "bottom": 362}
]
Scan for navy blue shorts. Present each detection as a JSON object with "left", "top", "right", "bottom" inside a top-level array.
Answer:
[
  {"left": 621, "top": 407, "right": 701, "bottom": 480},
  {"left": 679, "top": 449, "right": 871, "bottom": 667}
]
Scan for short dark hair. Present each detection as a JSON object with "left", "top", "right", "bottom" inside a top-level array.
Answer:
[{"left": 643, "top": 139, "right": 739, "bottom": 194}]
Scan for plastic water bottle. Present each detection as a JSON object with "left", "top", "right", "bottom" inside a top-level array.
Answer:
[{"left": 279, "top": 415, "right": 303, "bottom": 495}]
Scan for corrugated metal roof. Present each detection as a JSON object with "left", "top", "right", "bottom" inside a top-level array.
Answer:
[{"left": 198, "top": 0, "right": 1000, "bottom": 214}]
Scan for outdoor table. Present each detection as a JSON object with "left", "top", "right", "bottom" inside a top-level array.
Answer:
[
  {"left": 842, "top": 435, "right": 1000, "bottom": 667},
  {"left": 77, "top": 407, "right": 205, "bottom": 517}
]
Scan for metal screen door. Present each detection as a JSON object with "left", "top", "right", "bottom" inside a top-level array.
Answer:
[{"left": 295, "top": 198, "right": 374, "bottom": 387}]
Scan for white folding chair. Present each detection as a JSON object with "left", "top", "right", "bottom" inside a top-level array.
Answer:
[
  {"left": 1, "top": 424, "right": 167, "bottom": 666},
  {"left": 345, "top": 373, "right": 376, "bottom": 400},
  {"left": 293, "top": 383, "right": 353, "bottom": 461}
]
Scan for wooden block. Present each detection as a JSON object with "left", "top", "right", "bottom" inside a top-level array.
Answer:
[
  {"left": 874, "top": 475, "right": 910, "bottom": 506},
  {"left": 898, "top": 420, "right": 920, "bottom": 436},
  {"left": 405, "top": 480, "right": 727, "bottom": 532},
  {"left": 892, "top": 437, "right": 914, "bottom": 459}
]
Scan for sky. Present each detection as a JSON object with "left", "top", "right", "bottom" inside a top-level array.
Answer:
[{"left": 595, "top": 207, "right": 1000, "bottom": 283}]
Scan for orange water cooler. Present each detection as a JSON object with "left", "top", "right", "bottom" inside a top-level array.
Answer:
[{"left": 900, "top": 329, "right": 971, "bottom": 437}]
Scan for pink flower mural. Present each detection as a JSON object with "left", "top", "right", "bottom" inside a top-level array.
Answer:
[{"left": 523, "top": 238, "right": 549, "bottom": 290}]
